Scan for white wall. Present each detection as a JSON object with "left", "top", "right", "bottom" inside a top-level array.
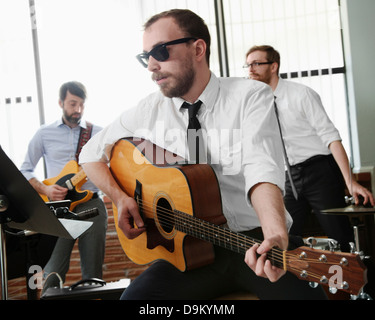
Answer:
[{"left": 341, "top": 0, "right": 375, "bottom": 177}]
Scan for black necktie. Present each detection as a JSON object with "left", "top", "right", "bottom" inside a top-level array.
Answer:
[
  {"left": 274, "top": 99, "right": 298, "bottom": 200},
  {"left": 182, "top": 100, "right": 205, "bottom": 163}
]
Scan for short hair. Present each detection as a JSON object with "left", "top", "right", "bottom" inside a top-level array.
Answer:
[
  {"left": 246, "top": 45, "right": 281, "bottom": 75},
  {"left": 59, "top": 81, "right": 87, "bottom": 101},
  {"left": 144, "top": 9, "right": 211, "bottom": 66}
]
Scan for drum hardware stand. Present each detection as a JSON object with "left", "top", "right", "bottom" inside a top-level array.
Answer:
[
  {"left": 0, "top": 195, "right": 10, "bottom": 300},
  {"left": 345, "top": 199, "right": 373, "bottom": 300},
  {"left": 349, "top": 235, "right": 372, "bottom": 300}
]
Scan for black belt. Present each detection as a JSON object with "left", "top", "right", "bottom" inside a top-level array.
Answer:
[{"left": 291, "top": 154, "right": 332, "bottom": 168}]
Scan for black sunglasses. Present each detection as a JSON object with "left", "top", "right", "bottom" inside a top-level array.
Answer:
[{"left": 136, "top": 37, "right": 197, "bottom": 68}]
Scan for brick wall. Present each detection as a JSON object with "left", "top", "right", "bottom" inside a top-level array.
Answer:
[{"left": 3, "top": 196, "right": 149, "bottom": 300}]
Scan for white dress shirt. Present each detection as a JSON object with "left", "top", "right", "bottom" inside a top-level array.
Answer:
[
  {"left": 80, "top": 73, "right": 292, "bottom": 232},
  {"left": 274, "top": 78, "right": 341, "bottom": 166}
]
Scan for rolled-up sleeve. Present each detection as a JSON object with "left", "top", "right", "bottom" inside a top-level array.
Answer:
[
  {"left": 303, "top": 87, "right": 341, "bottom": 147},
  {"left": 242, "top": 84, "right": 286, "bottom": 197}
]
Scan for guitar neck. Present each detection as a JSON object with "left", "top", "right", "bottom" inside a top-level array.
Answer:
[
  {"left": 70, "top": 169, "right": 87, "bottom": 187},
  {"left": 174, "top": 210, "right": 285, "bottom": 269}
]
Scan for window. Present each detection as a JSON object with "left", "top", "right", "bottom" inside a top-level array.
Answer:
[
  {"left": 0, "top": 0, "right": 40, "bottom": 169},
  {"left": 223, "top": 0, "right": 350, "bottom": 154},
  {"left": 0, "top": 0, "right": 218, "bottom": 174},
  {"left": 0, "top": 0, "right": 351, "bottom": 171},
  {"left": 35, "top": 0, "right": 220, "bottom": 127}
]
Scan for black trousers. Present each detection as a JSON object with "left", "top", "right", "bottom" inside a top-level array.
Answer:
[
  {"left": 120, "top": 230, "right": 327, "bottom": 300},
  {"left": 285, "top": 155, "right": 354, "bottom": 252}
]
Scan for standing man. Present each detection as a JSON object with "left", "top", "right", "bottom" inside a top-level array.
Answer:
[
  {"left": 20, "top": 81, "right": 107, "bottom": 292},
  {"left": 80, "top": 10, "right": 327, "bottom": 300},
  {"left": 245, "top": 45, "right": 374, "bottom": 252}
]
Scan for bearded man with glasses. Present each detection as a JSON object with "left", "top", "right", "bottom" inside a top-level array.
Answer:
[
  {"left": 79, "top": 10, "right": 327, "bottom": 300},
  {"left": 245, "top": 45, "right": 374, "bottom": 255}
]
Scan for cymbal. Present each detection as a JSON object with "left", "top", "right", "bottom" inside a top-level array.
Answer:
[{"left": 321, "top": 205, "right": 375, "bottom": 215}]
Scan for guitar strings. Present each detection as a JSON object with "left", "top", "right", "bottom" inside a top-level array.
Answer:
[
  {"left": 134, "top": 197, "right": 309, "bottom": 263},
  {"left": 136, "top": 198, "right": 337, "bottom": 263},
  {"left": 143, "top": 199, "right": 347, "bottom": 265},
  {"left": 137, "top": 197, "right": 265, "bottom": 249},
  {"left": 134, "top": 200, "right": 346, "bottom": 280},
  {"left": 126, "top": 197, "right": 352, "bottom": 285},
  {"left": 137, "top": 196, "right": 284, "bottom": 260},
  {"left": 120, "top": 193, "right": 352, "bottom": 286}
]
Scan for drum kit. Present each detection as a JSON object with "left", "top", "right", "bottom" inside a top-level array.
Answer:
[{"left": 311, "top": 198, "right": 375, "bottom": 300}]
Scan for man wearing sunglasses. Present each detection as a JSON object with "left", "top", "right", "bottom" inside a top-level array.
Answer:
[{"left": 80, "top": 9, "right": 327, "bottom": 300}]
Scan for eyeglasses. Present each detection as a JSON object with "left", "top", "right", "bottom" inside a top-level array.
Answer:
[
  {"left": 136, "top": 37, "right": 197, "bottom": 68},
  {"left": 243, "top": 62, "right": 273, "bottom": 69}
]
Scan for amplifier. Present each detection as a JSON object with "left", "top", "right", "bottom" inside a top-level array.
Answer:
[{"left": 40, "top": 278, "right": 130, "bottom": 300}]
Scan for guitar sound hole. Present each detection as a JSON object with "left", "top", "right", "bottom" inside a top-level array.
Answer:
[{"left": 156, "top": 198, "right": 174, "bottom": 234}]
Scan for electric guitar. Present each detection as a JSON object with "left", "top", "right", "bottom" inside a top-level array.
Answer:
[
  {"left": 40, "top": 160, "right": 93, "bottom": 210},
  {"left": 110, "top": 138, "right": 367, "bottom": 295}
]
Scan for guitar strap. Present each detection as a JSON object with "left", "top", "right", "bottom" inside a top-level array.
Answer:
[{"left": 75, "top": 121, "right": 93, "bottom": 162}]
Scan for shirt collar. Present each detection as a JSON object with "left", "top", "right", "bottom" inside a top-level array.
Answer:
[
  {"left": 173, "top": 72, "right": 219, "bottom": 112},
  {"left": 56, "top": 117, "right": 87, "bottom": 129}
]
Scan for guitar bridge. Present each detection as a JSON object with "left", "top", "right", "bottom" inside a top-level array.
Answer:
[{"left": 134, "top": 179, "right": 144, "bottom": 220}]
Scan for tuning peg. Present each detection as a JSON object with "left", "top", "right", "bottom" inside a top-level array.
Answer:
[
  {"left": 328, "top": 239, "right": 339, "bottom": 252},
  {"left": 306, "top": 237, "right": 317, "bottom": 248},
  {"left": 329, "top": 287, "right": 338, "bottom": 295},
  {"left": 309, "top": 282, "right": 319, "bottom": 289},
  {"left": 349, "top": 242, "right": 356, "bottom": 253},
  {"left": 351, "top": 291, "right": 373, "bottom": 300}
]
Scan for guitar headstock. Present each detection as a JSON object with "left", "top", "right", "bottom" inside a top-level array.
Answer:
[{"left": 286, "top": 246, "right": 367, "bottom": 295}]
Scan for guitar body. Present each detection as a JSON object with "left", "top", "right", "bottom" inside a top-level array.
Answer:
[
  {"left": 110, "top": 138, "right": 226, "bottom": 271},
  {"left": 40, "top": 160, "right": 93, "bottom": 210}
]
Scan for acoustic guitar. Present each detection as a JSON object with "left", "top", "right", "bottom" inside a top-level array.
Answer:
[
  {"left": 110, "top": 138, "right": 367, "bottom": 295},
  {"left": 40, "top": 160, "right": 93, "bottom": 210}
]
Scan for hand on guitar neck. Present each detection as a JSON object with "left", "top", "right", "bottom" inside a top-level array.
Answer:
[
  {"left": 245, "top": 182, "right": 289, "bottom": 282},
  {"left": 245, "top": 239, "right": 287, "bottom": 283}
]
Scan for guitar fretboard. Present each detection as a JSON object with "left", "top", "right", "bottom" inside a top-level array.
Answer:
[
  {"left": 173, "top": 210, "right": 284, "bottom": 269},
  {"left": 70, "top": 170, "right": 87, "bottom": 186}
]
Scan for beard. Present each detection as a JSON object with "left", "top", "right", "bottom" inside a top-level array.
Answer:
[
  {"left": 152, "top": 58, "right": 196, "bottom": 98},
  {"left": 250, "top": 70, "right": 272, "bottom": 85},
  {"left": 63, "top": 109, "right": 81, "bottom": 125}
]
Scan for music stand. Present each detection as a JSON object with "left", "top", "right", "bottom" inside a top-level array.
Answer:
[{"left": 0, "top": 146, "right": 93, "bottom": 299}]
